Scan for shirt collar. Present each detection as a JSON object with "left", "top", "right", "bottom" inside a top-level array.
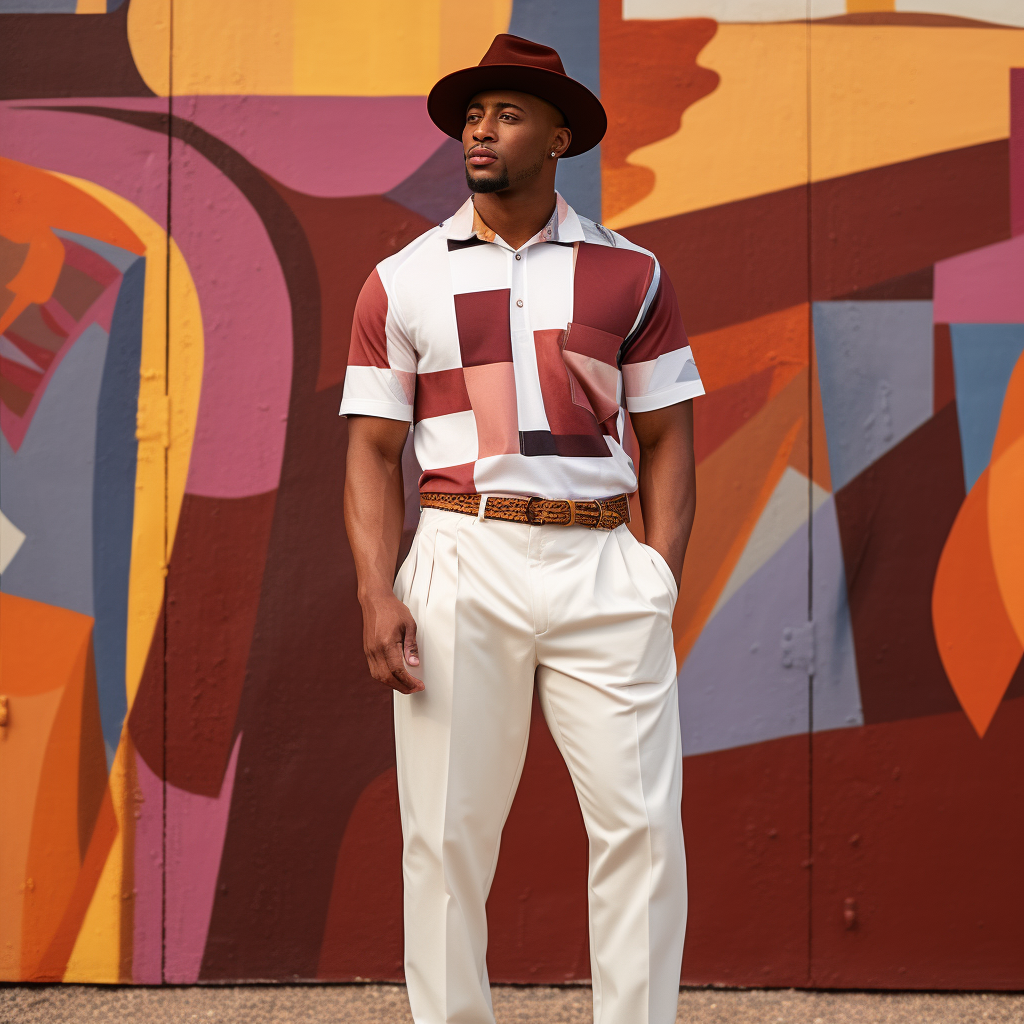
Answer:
[{"left": 444, "top": 191, "right": 587, "bottom": 248}]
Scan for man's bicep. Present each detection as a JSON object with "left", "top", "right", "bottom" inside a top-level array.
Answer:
[
  {"left": 630, "top": 400, "right": 693, "bottom": 452},
  {"left": 347, "top": 414, "right": 411, "bottom": 466}
]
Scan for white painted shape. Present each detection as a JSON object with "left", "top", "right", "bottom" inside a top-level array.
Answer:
[
  {"left": 0, "top": 508, "right": 27, "bottom": 575},
  {"left": 710, "top": 467, "right": 829, "bottom": 620},
  {"left": 623, "top": 0, "right": 844, "bottom": 21}
]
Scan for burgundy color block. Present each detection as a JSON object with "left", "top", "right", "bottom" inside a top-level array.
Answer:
[
  {"left": 573, "top": 241, "right": 655, "bottom": 340},
  {"left": 563, "top": 320, "right": 621, "bottom": 366},
  {"left": 622, "top": 270, "right": 690, "bottom": 365},
  {"left": 454, "top": 288, "right": 513, "bottom": 366},
  {"left": 414, "top": 367, "right": 473, "bottom": 422},
  {"left": 420, "top": 460, "right": 477, "bottom": 493},
  {"left": 933, "top": 324, "right": 955, "bottom": 412},
  {"left": 344, "top": 266, "right": 389, "bottom": 368}
]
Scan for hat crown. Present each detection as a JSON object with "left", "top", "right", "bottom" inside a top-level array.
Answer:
[{"left": 478, "top": 33, "right": 567, "bottom": 77}]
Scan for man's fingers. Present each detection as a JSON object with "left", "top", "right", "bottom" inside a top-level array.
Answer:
[
  {"left": 384, "top": 641, "right": 424, "bottom": 693},
  {"left": 403, "top": 619, "right": 420, "bottom": 667}
]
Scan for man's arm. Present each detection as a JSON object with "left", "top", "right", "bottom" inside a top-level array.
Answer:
[
  {"left": 344, "top": 414, "right": 424, "bottom": 693},
  {"left": 630, "top": 400, "right": 697, "bottom": 590}
]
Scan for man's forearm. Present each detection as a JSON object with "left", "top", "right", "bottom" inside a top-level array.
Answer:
[
  {"left": 633, "top": 402, "right": 697, "bottom": 586},
  {"left": 344, "top": 418, "right": 409, "bottom": 601}
]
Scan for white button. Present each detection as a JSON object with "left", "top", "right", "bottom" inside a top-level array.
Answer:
[
  {"left": 515, "top": 253, "right": 521, "bottom": 260},
  {"left": 516, "top": 299, "right": 524, "bottom": 307}
]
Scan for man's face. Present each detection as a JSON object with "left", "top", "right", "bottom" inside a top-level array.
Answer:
[{"left": 462, "top": 90, "right": 568, "bottom": 194}]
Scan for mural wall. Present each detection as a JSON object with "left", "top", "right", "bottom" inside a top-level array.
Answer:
[{"left": 1, "top": 0, "right": 1022, "bottom": 989}]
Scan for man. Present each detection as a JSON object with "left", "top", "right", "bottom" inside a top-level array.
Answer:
[{"left": 341, "top": 34, "right": 704, "bottom": 1024}]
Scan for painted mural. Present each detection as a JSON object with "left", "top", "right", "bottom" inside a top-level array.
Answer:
[{"left": 1, "top": 0, "right": 1022, "bottom": 990}]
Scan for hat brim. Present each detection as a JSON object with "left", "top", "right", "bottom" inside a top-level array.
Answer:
[{"left": 427, "top": 64, "right": 607, "bottom": 159}]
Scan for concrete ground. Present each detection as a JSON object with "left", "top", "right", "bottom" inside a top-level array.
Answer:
[{"left": 2, "top": 984, "right": 1022, "bottom": 1024}]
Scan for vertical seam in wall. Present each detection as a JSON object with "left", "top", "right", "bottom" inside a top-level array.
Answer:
[
  {"left": 161, "top": 0, "right": 173, "bottom": 988},
  {"left": 804, "top": 0, "right": 815, "bottom": 989}
]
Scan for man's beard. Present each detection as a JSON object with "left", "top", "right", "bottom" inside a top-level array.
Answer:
[
  {"left": 466, "top": 156, "right": 545, "bottom": 194},
  {"left": 466, "top": 167, "right": 509, "bottom": 193}
]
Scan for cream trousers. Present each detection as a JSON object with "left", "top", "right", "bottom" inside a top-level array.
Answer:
[{"left": 393, "top": 507, "right": 687, "bottom": 1024}]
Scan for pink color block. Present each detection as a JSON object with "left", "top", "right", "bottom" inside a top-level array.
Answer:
[
  {"left": 133, "top": 745, "right": 165, "bottom": 984},
  {"left": 0, "top": 103, "right": 293, "bottom": 496},
  {"left": 164, "top": 733, "right": 242, "bottom": 984},
  {"left": 933, "top": 234, "right": 1024, "bottom": 325}
]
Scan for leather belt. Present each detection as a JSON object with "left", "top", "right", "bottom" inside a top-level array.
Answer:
[{"left": 419, "top": 492, "right": 631, "bottom": 530}]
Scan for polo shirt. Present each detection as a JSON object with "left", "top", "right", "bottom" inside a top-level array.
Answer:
[{"left": 339, "top": 192, "right": 704, "bottom": 500}]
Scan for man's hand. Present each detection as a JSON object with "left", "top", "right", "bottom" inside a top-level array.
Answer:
[
  {"left": 344, "top": 414, "right": 426, "bottom": 694},
  {"left": 360, "top": 586, "right": 424, "bottom": 694}
]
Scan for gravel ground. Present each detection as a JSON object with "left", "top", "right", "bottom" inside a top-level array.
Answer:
[{"left": 2, "top": 984, "right": 1022, "bottom": 1024}]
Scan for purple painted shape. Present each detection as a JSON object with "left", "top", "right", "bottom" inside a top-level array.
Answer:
[
  {"left": 677, "top": 497, "right": 862, "bottom": 757},
  {"left": 175, "top": 95, "right": 447, "bottom": 197},
  {"left": 1011, "top": 69, "right": 1023, "bottom": 238},
  {"left": 933, "top": 234, "right": 1024, "bottom": 325},
  {"left": 1, "top": 277, "right": 120, "bottom": 452},
  {"left": 0, "top": 103, "right": 293, "bottom": 497},
  {"left": 164, "top": 732, "right": 242, "bottom": 984},
  {"left": 133, "top": 744, "right": 164, "bottom": 984}
]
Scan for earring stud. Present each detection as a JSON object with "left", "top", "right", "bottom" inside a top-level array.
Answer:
[{"left": 550, "top": 151, "right": 556, "bottom": 158}]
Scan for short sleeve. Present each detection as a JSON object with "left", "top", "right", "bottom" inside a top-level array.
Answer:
[
  {"left": 339, "top": 267, "right": 416, "bottom": 421},
  {"left": 621, "top": 265, "right": 704, "bottom": 413}
]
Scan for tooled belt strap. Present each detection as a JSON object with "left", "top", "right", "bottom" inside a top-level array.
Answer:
[{"left": 419, "top": 492, "right": 631, "bottom": 530}]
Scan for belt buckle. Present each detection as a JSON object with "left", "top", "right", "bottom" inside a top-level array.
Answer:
[{"left": 525, "top": 495, "right": 543, "bottom": 525}]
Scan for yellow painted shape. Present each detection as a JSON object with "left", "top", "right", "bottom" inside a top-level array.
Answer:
[
  {"left": 52, "top": 174, "right": 203, "bottom": 709},
  {"left": 847, "top": 0, "right": 894, "bottom": 11},
  {"left": 609, "top": 24, "right": 1024, "bottom": 229},
  {"left": 608, "top": 24, "right": 807, "bottom": 229},
  {"left": 128, "top": 0, "right": 511, "bottom": 96},
  {"left": 0, "top": 688, "right": 65, "bottom": 981},
  {"left": 75, "top": 0, "right": 107, "bottom": 12},
  {"left": 62, "top": 735, "right": 129, "bottom": 983}
]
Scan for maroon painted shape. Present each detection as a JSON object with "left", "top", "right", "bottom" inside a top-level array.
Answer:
[
  {"left": 811, "top": 699, "right": 1024, "bottom": 988},
  {"left": 624, "top": 142, "right": 1009, "bottom": 335},
  {"left": 933, "top": 324, "right": 955, "bottom": 413},
  {"left": 834, "top": 404, "right": 966, "bottom": 725},
  {"left": 693, "top": 366, "right": 775, "bottom": 465}
]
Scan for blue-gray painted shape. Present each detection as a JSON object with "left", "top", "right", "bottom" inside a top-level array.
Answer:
[
  {"left": 0, "top": 322, "right": 109, "bottom": 616},
  {"left": 677, "top": 497, "right": 862, "bottom": 757},
  {"left": 385, "top": 138, "right": 470, "bottom": 225},
  {"left": 0, "top": 0, "right": 75, "bottom": 10},
  {"left": 92, "top": 258, "right": 145, "bottom": 761},
  {"left": 813, "top": 301, "right": 934, "bottom": 493},
  {"left": 949, "top": 323, "right": 1024, "bottom": 494},
  {"left": 509, "top": 0, "right": 602, "bottom": 221},
  {"left": 54, "top": 229, "right": 140, "bottom": 273}
]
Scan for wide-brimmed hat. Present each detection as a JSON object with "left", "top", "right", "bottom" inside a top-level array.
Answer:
[{"left": 427, "top": 34, "right": 607, "bottom": 158}]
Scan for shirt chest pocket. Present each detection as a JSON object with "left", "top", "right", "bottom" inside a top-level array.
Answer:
[{"left": 561, "top": 322, "right": 623, "bottom": 424}]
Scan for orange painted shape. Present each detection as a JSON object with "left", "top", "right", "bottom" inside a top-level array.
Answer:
[
  {"left": 0, "top": 592, "right": 94, "bottom": 696},
  {"left": 674, "top": 371, "right": 808, "bottom": 665},
  {"left": 932, "top": 470, "right": 1023, "bottom": 738},
  {"left": 599, "top": 0, "right": 719, "bottom": 220},
  {"left": 688, "top": 304, "right": 810, "bottom": 395}
]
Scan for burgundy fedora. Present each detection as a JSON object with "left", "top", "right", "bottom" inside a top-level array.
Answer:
[{"left": 427, "top": 34, "right": 607, "bottom": 158}]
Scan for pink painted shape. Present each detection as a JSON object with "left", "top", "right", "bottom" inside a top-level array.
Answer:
[
  {"left": 164, "top": 732, "right": 242, "bottom": 984},
  {"left": 133, "top": 744, "right": 164, "bottom": 984},
  {"left": 0, "top": 104, "right": 293, "bottom": 496},
  {"left": 0, "top": 278, "right": 121, "bottom": 451},
  {"left": 176, "top": 96, "right": 447, "bottom": 197},
  {"left": 933, "top": 234, "right": 1024, "bottom": 324},
  {"left": 13, "top": 96, "right": 447, "bottom": 198},
  {"left": 62, "top": 236, "right": 121, "bottom": 287},
  {"left": 1011, "top": 69, "right": 1023, "bottom": 238}
]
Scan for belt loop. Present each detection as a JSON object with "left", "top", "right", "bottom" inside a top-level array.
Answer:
[{"left": 477, "top": 494, "right": 489, "bottom": 522}]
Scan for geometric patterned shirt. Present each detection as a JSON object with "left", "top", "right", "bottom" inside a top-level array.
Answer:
[{"left": 339, "top": 192, "right": 704, "bottom": 499}]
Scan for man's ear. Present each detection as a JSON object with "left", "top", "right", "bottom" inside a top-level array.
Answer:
[{"left": 553, "top": 125, "right": 572, "bottom": 158}]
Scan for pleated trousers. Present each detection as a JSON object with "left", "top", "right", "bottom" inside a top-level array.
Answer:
[{"left": 393, "top": 507, "right": 687, "bottom": 1024}]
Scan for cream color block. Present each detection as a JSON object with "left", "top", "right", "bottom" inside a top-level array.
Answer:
[{"left": 393, "top": 509, "right": 686, "bottom": 1024}]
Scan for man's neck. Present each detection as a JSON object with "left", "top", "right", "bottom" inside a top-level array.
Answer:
[{"left": 471, "top": 186, "right": 558, "bottom": 251}]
